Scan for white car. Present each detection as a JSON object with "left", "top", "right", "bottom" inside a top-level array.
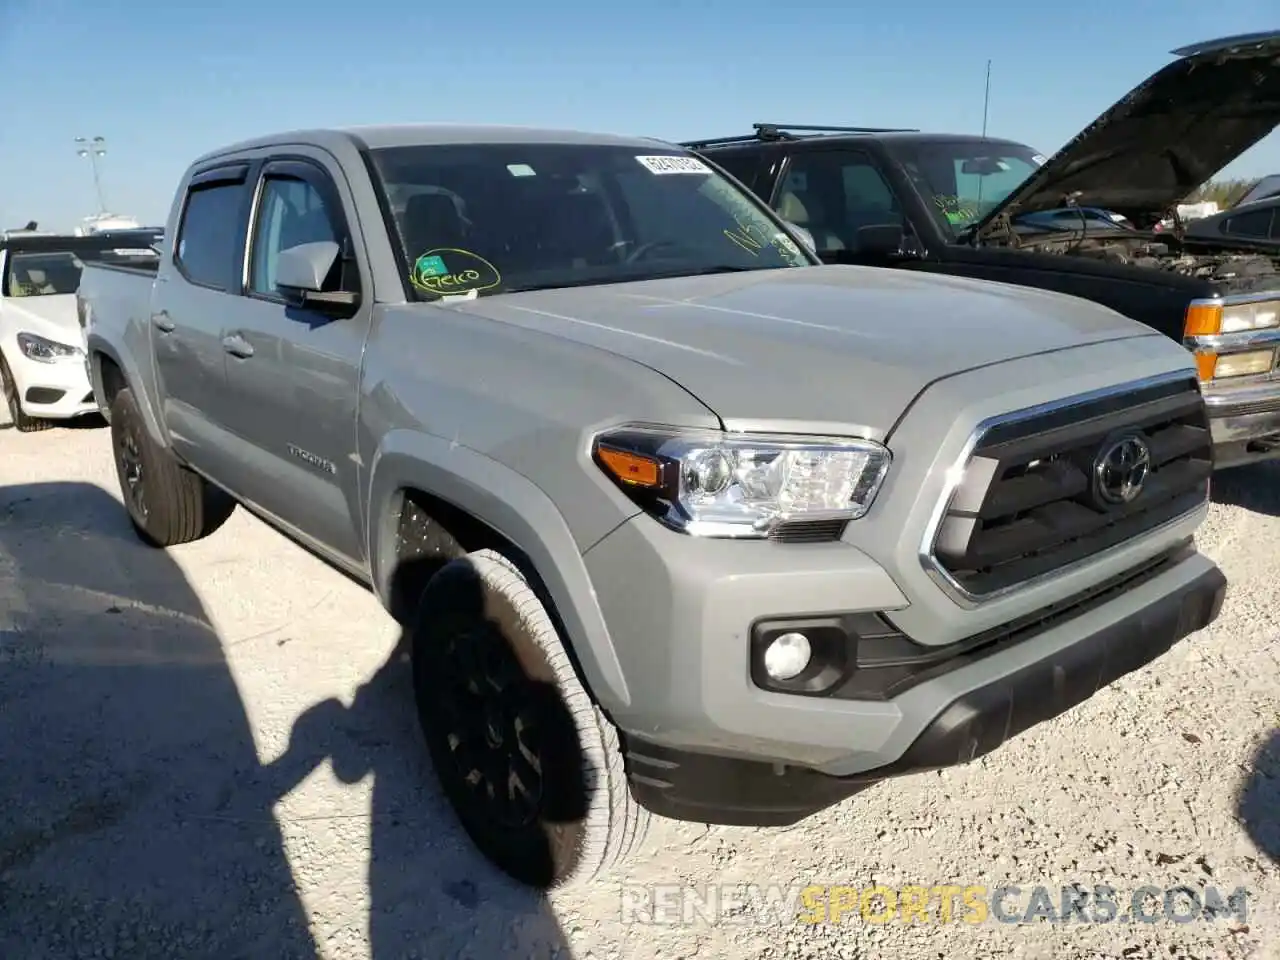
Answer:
[{"left": 1, "top": 230, "right": 159, "bottom": 432}]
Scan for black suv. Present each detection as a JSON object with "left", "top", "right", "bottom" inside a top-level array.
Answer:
[{"left": 686, "top": 31, "right": 1280, "bottom": 469}]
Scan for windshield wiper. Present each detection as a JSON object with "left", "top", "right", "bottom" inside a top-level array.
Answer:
[
  {"left": 502, "top": 265, "right": 763, "bottom": 294},
  {"left": 501, "top": 277, "right": 620, "bottom": 294},
  {"left": 648, "top": 265, "right": 758, "bottom": 278}
]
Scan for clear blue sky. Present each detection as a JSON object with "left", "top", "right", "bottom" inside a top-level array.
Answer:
[{"left": 3, "top": 0, "right": 1277, "bottom": 231}]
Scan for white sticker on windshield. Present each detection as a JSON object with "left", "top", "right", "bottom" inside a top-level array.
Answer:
[
  {"left": 1032, "top": 154, "right": 1047, "bottom": 166},
  {"left": 507, "top": 163, "right": 536, "bottom": 177},
  {"left": 635, "top": 155, "right": 711, "bottom": 175}
]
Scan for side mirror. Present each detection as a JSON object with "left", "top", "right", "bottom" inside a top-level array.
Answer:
[
  {"left": 276, "top": 241, "right": 360, "bottom": 316},
  {"left": 855, "top": 223, "right": 907, "bottom": 258}
]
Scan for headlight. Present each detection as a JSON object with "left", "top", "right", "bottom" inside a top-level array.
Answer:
[
  {"left": 591, "top": 425, "right": 891, "bottom": 540},
  {"left": 1209, "top": 349, "right": 1277, "bottom": 378},
  {"left": 1185, "top": 298, "right": 1280, "bottom": 336},
  {"left": 17, "top": 332, "right": 81, "bottom": 363}
]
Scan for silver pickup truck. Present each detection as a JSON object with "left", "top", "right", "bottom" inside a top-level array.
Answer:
[{"left": 78, "top": 124, "right": 1226, "bottom": 888}]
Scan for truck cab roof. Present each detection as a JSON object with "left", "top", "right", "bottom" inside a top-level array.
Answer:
[{"left": 192, "top": 124, "right": 678, "bottom": 168}]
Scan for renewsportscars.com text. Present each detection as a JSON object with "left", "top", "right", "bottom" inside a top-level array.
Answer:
[{"left": 619, "top": 882, "right": 1251, "bottom": 927}]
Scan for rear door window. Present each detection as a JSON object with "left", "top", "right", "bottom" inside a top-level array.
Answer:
[{"left": 175, "top": 180, "right": 248, "bottom": 290}]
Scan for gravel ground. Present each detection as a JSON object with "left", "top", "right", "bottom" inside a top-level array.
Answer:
[{"left": 0, "top": 418, "right": 1276, "bottom": 960}]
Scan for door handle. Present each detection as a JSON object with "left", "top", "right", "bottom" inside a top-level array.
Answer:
[
  {"left": 222, "top": 334, "right": 254, "bottom": 358},
  {"left": 152, "top": 312, "right": 175, "bottom": 333}
]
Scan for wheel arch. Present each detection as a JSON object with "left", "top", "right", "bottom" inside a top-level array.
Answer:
[
  {"left": 366, "top": 430, "right": 632, "bottom": 715},
  {"left": 88, "top": 339, "right": 165, "bottom": 444}
]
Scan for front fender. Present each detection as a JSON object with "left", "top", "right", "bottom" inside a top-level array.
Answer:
[{"left": 366, "top": 430, "right": 632, "bottom": 713}]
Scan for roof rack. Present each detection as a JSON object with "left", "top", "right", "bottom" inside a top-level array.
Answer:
[{"left": 682, "top": 122, "right": 919, "bottom": 149}]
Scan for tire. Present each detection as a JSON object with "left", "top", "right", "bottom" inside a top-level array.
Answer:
[
  {"left": 0, "top": 353, "right": 55, "bottom": 432},
  {"left": 108, "top": 386, "right": 236, "bottom": 547},
  {"left": 411, "top": 548, "right": 650, "bottom": 889}
]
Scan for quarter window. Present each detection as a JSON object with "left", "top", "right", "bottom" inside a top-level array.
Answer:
[
  {"left": 1224, "top": 208, "right": 1274, "bottom": 239},
  {"left": 175, "top": 181, "right": 246, "bottom": 289},
  {"left": 249, "top": 177, "right": 341, "bottom": 296},
  {"left": 706, "top": 152, "right": 758, "bottom": 188}
]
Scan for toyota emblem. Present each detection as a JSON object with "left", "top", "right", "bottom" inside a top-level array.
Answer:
[{"left": 1094, "top": 434, "right": 1152, "bottom": 505}]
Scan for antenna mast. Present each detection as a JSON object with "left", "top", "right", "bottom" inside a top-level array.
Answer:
[{"left": 981, "top": 60, "right": 992, "bottom": 138}]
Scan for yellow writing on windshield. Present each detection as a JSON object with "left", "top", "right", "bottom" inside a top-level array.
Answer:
[
  {"left": 410, "top": 247, "right": 501, "bottom": 296},
  {"left": 723, "top": 217, "right": 803, "bottom": 263},
  {"left": 725, "top": 219, "right": 766, "bottom": 255}
]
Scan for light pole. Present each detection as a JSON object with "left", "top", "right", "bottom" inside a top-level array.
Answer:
[{"left": 75, "top": 136, "right": 108, "bottom": 213}]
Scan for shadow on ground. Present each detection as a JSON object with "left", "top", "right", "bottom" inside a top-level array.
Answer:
[
  {"left": 1238, "top": 729, "right": 1280, "bottom": 864},
  {"left": 0, "top": 482, "right": 573, "bottom": 959},
  {"left": 1212, "top": 461, "right": 1280, "bottom": 515},
  {"left": 0, "top": 413, "right": 106, "bottom": 432}
]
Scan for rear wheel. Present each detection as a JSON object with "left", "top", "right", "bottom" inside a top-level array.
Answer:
[
  {"left": 109, "top": 386, "right": 235, "bottom": 546},
  {"left": 411, "top": 548, "right": 650, "bottom": 888},
  {"left": 0, "top": 353, "right": 54, "bottom": 432}
]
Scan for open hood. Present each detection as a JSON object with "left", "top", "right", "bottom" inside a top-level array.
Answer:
[{"left": 974, "top": 30, "right": 1280, "bottom": 238}]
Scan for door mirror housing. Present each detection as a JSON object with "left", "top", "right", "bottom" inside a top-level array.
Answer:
[{"left": 275, "top": 240, "right": 360, "bottom": 317}]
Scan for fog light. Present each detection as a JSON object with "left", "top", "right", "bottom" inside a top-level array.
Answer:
[
  {"left": 1214, "top": 348, "right": 1275, "bottom": 379},
  {"left": 763, "top": 632, "right": 812, "bottom": 681}
]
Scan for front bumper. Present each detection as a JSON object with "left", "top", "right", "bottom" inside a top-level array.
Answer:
[
  {"left": 7, "top": 352, "right": 96, "bottom": 421},
  {"left": 620, "top": 548, "right": 1224, "bottom": 826},
  {"left": 1203, "top": 379, "right": 1280, "bottom": 468}
]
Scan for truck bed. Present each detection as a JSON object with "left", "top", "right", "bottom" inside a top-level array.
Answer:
[{"left": 76, "top": 260, "right": 157, "bottom": 342}]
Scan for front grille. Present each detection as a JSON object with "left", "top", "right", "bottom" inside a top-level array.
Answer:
[{"left": 928, "top": 375, "right": 1211, "bottom": 598}]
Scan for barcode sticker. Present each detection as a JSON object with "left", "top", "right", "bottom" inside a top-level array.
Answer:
[{"left": 635, "top": 155, "right": 712, "bottom": 175}]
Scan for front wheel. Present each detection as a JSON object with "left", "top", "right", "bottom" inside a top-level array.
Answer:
[
  {"left": 411, "top": 549, "right": 650, "bottom": 888},
  {"left": 0, "top": 353, "right": 54, "bottom": 432},
  {"left": 108, "top": 386, "right": 235, "bottom": 547}
]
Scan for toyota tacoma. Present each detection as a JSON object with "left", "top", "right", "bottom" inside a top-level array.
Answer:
[{"left": 79, "top": 123, "right": 1225, "bottom": 888}]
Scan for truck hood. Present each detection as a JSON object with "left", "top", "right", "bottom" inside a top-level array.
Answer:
[
  {"left": 452, "top": 266, "right": 1155, "bottom": 434},
  {"left": 974, "top": 30, "right": 1280, "bottom": 236},
  {"left": 3, "top": 295, "right": 79, "bottom": 344}
]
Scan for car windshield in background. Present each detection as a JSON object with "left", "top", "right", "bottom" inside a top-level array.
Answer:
[
  {"left": 368, "top": 143, "right": 813, "bottom": 300},
  {"left": 885, "top": 139, "right": 1045, "bottom": 237},
  {"left": 3, "top": 238, "right": 160, "bottom": 298},
  {"left": 5, "top": 252, "right": 87, "bottom": 297}
]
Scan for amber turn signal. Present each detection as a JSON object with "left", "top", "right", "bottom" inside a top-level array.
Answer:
[{"left": 596, "top": 445, "right": 662, "bottom": 487}]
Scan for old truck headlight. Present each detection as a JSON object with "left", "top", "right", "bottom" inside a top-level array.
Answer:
[
  {"left": 1207, "top": 349, "right": 1277, "bottom": 378},
  {"left": 1184, "top": 297, "right": 1280, "bottom": 381},
  {"left": 16, "top": 332, "right": 81, "bottom": 363},
  {"left": 1220, "top": 301, "right": 1280, "bottom": 334},
  {"left": 1185, "top": 298, "right": 1280, "bottom": 336},
  {"left": 592, "top": 425, "right": 890, "bottom": 539}
]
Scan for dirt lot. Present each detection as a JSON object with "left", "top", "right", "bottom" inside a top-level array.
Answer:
[{"left": 0, "top": 419, "right": 1276, "bottom": 960}]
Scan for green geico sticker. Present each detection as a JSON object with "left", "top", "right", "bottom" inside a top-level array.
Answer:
[
  {"left": 409, "top": 247, "right": 503, "bottom": 297},
  {"left": 415, "top": 254, "right": 448, "bottom": 278}
]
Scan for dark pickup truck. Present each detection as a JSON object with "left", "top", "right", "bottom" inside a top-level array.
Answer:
[{"left": 686, "top": 30, "right": 1280, "bottom": 469}]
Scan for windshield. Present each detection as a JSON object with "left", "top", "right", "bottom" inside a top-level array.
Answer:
[
  {"left": 886, "top": 139, "right": 1045, "bottom": 237},
  {"left": 5, "top": 252, "right": 87, "bottom": 297},
  {"left": 3, "top": 237, "right": 160, "bottom": 298},
  {"left": 368, "top": 143, "right": 813, "bottom": 300}
]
